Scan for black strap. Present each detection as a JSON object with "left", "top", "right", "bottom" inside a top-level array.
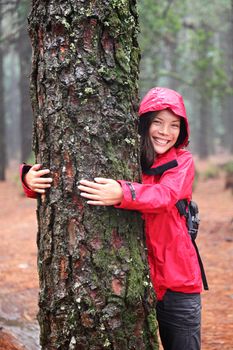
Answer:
[
  {"left": 143, "top": 160, "right": 178, "bottom": 176},
  {"left": 192, "top": 240, "right": 209, "bottom": 290},
  {"left": 176, "top": 199, "right": 209, "bottom": 291}
]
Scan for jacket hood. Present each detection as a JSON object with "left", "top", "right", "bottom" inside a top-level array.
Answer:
[{"left": 139, "top": 87, "right": 190, "bottom": 147}]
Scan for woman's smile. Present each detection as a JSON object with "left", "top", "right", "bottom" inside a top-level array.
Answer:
[
  {"left": 153, "top": 137, "right": 170, "bottom": 145},
  {"left": 149, "top": 109, "right": 181, "bottom": 154}
]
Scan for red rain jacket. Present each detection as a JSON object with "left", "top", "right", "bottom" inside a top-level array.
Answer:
[{"left": 116, "top": 87, "right": 202, "bottom": 300}]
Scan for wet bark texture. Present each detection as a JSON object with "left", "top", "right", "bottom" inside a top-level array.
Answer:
[{"left": 28, "top": 1, "right": 157, "bottom": 349}]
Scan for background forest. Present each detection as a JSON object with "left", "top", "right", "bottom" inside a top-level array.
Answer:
[
  {"left": 0, "top": 1, "right": 233, "bottom": 349},
  {"left": 0, "top": 0, "right": 233, "bottom": 178}
]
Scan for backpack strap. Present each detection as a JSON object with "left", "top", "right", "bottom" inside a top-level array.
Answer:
[
  {"left": 192, "top": 240, "right": 209, "bottom": 290},
  {"left": 143, "top": 160, "right": 178, "bottom": 176},
  {"left": 176, "top": 199, "right": 209, "bottom": 290}
]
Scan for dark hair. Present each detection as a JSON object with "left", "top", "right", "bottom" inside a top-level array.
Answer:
[
  {"left": 138, "top": 110, "right": 188, "bottom": 171},
  {"left": 138, "top": 112, "right": 157, "bottom": 171},
  {"left": 174, "top": 118, "right": 188, "bottom": 148}
]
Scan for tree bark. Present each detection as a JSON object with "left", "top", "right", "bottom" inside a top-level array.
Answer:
[
  {"left": 0, "top": 3, "right": 6, "bottom": 181},
  {"left": 28, "top": 1, "right": 158, "bottom": 349}
]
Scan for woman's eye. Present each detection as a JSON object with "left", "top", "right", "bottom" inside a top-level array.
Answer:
[{"left": 172, "top": 124, "right": 180, "bottom": 128}]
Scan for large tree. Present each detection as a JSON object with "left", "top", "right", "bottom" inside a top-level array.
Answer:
[{"left": 28, "top": 1, "right": 158, "bottom": 349}]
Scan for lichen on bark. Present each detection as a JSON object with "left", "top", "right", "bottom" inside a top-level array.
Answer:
[{"left": 28, "top": 0, "right": 158, "bottom": 349}]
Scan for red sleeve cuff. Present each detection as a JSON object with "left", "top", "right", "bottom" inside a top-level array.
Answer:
[
  {"left": 114, "top": 180, "right": 136, "bottom": 210},
  {"left": 19, "top": 164, "right": 38, "bottom": 199}
]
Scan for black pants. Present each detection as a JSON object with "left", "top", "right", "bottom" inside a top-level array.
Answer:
[{"left": 156, "top": 290, "right": 201, "bottom": 350}]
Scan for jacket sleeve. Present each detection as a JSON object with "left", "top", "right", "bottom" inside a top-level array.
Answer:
[
  {"left": 19, "top": 164, "right": 38, "bottom": 199},
  {"left": 115, "top": 153, "right": 194, "bottom": 214}
]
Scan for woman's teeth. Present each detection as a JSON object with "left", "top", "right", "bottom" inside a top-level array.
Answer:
[{"left": 155, "top": 138, "right": 169, "bottom": 145}]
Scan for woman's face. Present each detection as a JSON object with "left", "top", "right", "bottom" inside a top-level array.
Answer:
[{"left": 149, "top": 109, "right": 180, "bottom": 154}]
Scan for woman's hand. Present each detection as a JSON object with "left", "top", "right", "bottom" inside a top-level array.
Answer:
[
  {"left": 78, "top": 178, "right": 123, "bottom": 206},
  {"left": 24, "top": 164, "right": 53, "bottom": 194}
]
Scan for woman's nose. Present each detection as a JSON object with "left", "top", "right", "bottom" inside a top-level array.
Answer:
[{"left": 158, "top": 124, "right": 169, "bottom": 135}]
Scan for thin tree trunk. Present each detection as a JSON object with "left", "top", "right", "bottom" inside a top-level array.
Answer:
[
  {"left": 18, "top": 20, "right": 33, "bottom": 162},
  {"left": 166, "top": 37, "right": 179, "bottom": 91},
  {"left": 225, "top": 0, "right": 233, "bottom": 153},
  {"left": 196, "top": 24, "right": 213, "bottom": 159},
  {"left": 198, "top": 94, "right": 210, "bottom": 159},
  {"left": 28, "top": 1, "right": 158, "bottom": 349},
  {"left": 0, "top": 3, "right": 6, "bottom": 181}
]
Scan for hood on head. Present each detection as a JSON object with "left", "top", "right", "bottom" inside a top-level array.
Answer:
[{"left": 139, "top": 87, "right": 190, "bottom": 147}]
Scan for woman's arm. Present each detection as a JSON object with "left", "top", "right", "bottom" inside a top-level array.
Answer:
[
  {"left": 116, "top": 154, "right": 194, "bottom": 213},
  {"left": 78, "top": 153, "right": 194, "bottom": 213}
]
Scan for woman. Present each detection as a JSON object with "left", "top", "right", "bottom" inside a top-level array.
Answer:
[{"left": 21, "top": 87, "right": 203, "bottom": 350}]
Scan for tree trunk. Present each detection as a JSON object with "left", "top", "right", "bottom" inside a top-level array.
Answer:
[
  {"left": 166, "top": 35, "right": 179, "bottom": 91},
  {"left": 0, "top": 3, "right": 6, "bottom": 181},
  {"left": 198, "top": 93, "right": 210, "bottom": 159},
  {"left": 28, "top": 1, "right": 158, "bottom": 349},
  {"left": 18, "top": 3, "right": 33, "bottom": 162},
  {"left": 224, "top": 0, "right": 233, "bottom": 153},
  {"left": 229, "top": 0, "right": 233, "bottom": 152},
  {"left": 196, "top": 24, "right": 213, "bottom": 159}
]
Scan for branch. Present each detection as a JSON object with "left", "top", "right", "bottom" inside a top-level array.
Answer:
[
  {"left": 0, "top": 0, "right": 20, "bottom": 14},
  {"left": 0, "top": 1, "right": 19, "bottom": 5},
  {"left": 158, "top": 69, "right": 193, "bottom": 86},
  {"left": 182, "top": 20, "right": 197, "bottom": 31},
  {"left": 1, "top": 6, "right": 17, "bottom": 16},
  {"left": 162, "top": 0, "right": 175, "bottom": 18},
  {"left": 182, "top": 19, "right": 214, "bottom": 33},
  {"left": 0, "top": 23, "right": 25, "bottom": 45}
]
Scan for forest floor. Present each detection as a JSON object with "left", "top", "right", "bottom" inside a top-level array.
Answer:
[{"left": 0, "top": 158, "right": 233, "bottom": 350}]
